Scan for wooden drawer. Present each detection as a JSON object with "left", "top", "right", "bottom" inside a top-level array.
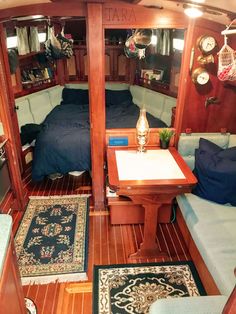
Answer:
[{"left": 108, "top": 196, "right": 172, "bottom": 224}]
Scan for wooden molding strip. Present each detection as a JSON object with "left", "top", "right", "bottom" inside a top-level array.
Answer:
[
  {"left": 89, "top": 211, "right": 109, "bottom": 216},
  {"left": 66, "top": 282, "right": 93, "bottom": 294}
]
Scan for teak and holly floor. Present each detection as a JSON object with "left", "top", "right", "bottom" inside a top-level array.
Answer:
[{"left": 12, "top": 167, "right": 192, "bottom": 314}]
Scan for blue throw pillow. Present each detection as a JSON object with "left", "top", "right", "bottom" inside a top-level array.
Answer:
[
  {"left": 105, "top": 89, "right": 132, "bottom": 107},
  {"left": 192, "top": 138, "right": 236, "bottom": 205},
  {"left": 62, "top": 88, "right": 89, "bottom": 105}
]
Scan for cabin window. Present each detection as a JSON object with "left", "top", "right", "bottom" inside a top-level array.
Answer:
[
  {"left": 173, "top": 38, "right": 184, "bottom": 51},
  {"left": 6, "top": 36, "right": 18, "bottom": 48}
]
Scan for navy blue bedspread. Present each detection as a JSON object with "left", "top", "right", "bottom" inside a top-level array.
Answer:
[{"left": 32, "top": 101, "right": 167, "bottom": 181}]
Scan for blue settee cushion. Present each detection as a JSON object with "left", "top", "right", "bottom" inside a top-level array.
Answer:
[
  {"left": 105, "top": 89, "right": 132, "bottom": 106},
  {"left": 193, "top": 138, "right": 236, "bottom": 205},
  {"left": 61, "top": 88, "right": 89, "bottom": 105}
]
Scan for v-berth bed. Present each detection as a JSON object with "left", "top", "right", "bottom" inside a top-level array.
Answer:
[{"left": 16, "top": 84, "right": 174, "bottom": 181}]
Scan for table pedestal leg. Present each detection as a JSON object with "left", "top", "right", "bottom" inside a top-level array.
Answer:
[{"left": 129, "top": 203, "right": 167, "bottom": 259}]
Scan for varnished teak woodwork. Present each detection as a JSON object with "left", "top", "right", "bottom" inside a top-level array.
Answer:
[
  {"left": 0, "top": 236, "right": 26, "bottom": 314},
  {"left": 107, "top": 147, "right": 197, "bottom": 259}
]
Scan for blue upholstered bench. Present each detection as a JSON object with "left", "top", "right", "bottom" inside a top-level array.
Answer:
[{"left": 150, "top": 133, "right": 236, "bottom": 314}]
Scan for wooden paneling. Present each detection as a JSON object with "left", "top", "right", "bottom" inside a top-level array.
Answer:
[
  {"left": 178, "top": 19, "right": 236, "bottom": 134},
  {"left": 106, "top": 128, "right": 175, "bottom": 148},
  {"left": 103, "top": 3, "right": 188, "bottom": 28},
  {"left": 87, "top": 3, "right": 105, "bottom": 210},
  {"left": 0, "top": 25, "right": 25, "bottom": 210},
  {"left": 0, "top": 236, "right": 26, "bottom": 314}
]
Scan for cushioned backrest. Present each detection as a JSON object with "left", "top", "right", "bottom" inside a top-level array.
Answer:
[
  {"left": 47, "top": 85, "right": 63, "bottom": 108},
  {"left": 160, "top": 96, "right": 176, "bottom": 126},
  {"left": 130, "top": 85, "right": 146, "bottom": 108},
  {"left": 29, "top": 93, "right": 52, "bottom": 124},
  {"left": 228, "top": 134, "right": 236, "bottom": 148},
  {"left": 105, "top": 83, "right": 129, "bottom": 90},
  {"left": 178, "top": 133, "right": 230, "bottom": 170},
  {"left": 130, "top": 85, "right": 176, "bottom": 123},
  {"left": 65, "top": 83, "right": 89, "bottom": 90},
  {"left": 65, "top": 82, "right": 130, "bottom": 90},
  {"left": 15, "top": 98, "right": 35, "bottom": 129},
  {"left": 130, "top": 85, "right": 164, "bottom": 118}
]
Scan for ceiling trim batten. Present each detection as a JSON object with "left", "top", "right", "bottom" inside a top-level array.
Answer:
[{"left": 0, "top": 3, "right": 87, "bottom": 22}]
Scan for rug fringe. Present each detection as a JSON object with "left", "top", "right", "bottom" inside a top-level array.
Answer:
[
  {"left": 29, "top": 194, "right": 91, "bottom": 200},
  {"left": 21, "top": 272, "right": 88, "bottom": 285}
]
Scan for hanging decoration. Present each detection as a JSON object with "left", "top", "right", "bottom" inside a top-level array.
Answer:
[
  {"left": 218, "top": 19, "right": 236, "bottom": 81},
  {"left": 45, "top": 25, "right": 73, "bottom": 61},
  {"left": 124, "top": 29, "right": 152, "bottom": 59}
]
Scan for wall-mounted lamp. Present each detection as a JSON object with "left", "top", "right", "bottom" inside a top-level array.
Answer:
[
  {"left": 136, "top": 108, "right": 149, "bottom": 153},
  {"left": 184, "top": 5, "right": 203, "bottom": 18}
]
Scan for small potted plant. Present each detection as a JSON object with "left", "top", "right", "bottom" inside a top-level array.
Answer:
[{"left": 159, "top": 128, "right": 174, "bottom": 149}]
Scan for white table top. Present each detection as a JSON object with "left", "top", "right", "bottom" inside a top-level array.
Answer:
[{"left": 115, "top": 149, "right": 185, "bottom": 181}]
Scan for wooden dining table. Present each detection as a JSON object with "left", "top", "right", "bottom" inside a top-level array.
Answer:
[{"left": 107, "top": 147, "right": 197, "bottom": 259}]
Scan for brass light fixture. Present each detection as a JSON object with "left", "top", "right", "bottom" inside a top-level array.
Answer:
[{"left": 136, "top": 108, "right": 149, "bottom": 153}]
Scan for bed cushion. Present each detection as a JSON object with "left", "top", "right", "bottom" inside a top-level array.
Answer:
[
  {"left": 105, "top": 89, "right": 132, "bottom": 106},
  {"left": 61, "top": 88, "right": 89, "bottom": 105},
  {"left": 149, "top": 295, "right": 228, "bottom": 314},
  {"left": 192, "top": 138, "right": 236, "bottom": 205},
  {"left": 177, "top": 193, "right": 236, "bottom": 296},
  {"left": 29, "top": 93, "right": 52, "bottom": 124},
  {"left": 16, "top": 99, "right": 35, "bottom": 129}
]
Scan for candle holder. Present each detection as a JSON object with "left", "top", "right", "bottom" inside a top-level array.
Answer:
[{"left": 136, "top": 108, "right": 149, "bottom": 153}]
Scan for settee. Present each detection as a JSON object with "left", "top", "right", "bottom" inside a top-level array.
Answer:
[
  {"left": 15, "top": 83, "right": 176, "bottom": 131},
  {"left": 150, "top": 132, "right": 236, "bottom": 313}
]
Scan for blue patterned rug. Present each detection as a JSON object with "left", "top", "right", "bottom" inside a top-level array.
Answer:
[
  {"left": 93, "top": 261, "right": 206, "bottom": 314},
  {"left": 15, "top": 195, "right": 89, "bottom": 285}
]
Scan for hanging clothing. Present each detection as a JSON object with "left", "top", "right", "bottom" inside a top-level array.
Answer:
[
  {"left": 45, "top": 26, "right": 73, "bottom": 60},
  {"left": 155, "top": 29, "right": 163, "bottom": 54},
  {"left": 29, "top": 26, "right": 40, "bottom": 53},
  {"left": 8, "top": 48, "right": 19, "bottom": 74},
  {"left": 16, "top": 27, "right": 30, "bottom": 55},
  {"left": 161, "top": 29, "right": 171, "bottom": 56}
]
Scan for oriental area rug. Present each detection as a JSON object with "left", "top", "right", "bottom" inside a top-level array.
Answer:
[
  {"left": 93, "top": 261, "right": 206, "bottom": 314},
  {"left": 15, "top": 195, "right": 89, "bottom": 285}
]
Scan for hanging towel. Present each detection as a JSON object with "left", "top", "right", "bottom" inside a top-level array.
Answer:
[
  {"left": 162, "top": 29, "right": 171, "bottom": 56},
  {"left": 16, "top": 27, "right": 30, "bottom": 55},
  {"left": 29, "top": 26, "right": 40, "bottom": 52}
]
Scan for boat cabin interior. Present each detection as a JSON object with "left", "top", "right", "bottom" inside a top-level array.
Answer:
[{"left": 0, "top": 0, "right": 236, "bottom": 313}]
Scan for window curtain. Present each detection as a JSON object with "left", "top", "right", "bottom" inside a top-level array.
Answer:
[
  {"left": 154, "top": 29, "right": 163, "bottom": 54},
  {"left": 154, "top": 29, "right": 171, "bottom": 56},
  {"left": 16, "top": 27, "right": 30, "bottom": 55},
  {"left": 29, "top": 26, "right": 40, "bottom": 52},
  {"left": 162, "top": 29, "right": 171, "bottom": 56}
]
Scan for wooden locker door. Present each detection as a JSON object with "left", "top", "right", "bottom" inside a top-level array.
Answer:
[{"left": 105, "top": 48, "right": 113, "bottom": 81}]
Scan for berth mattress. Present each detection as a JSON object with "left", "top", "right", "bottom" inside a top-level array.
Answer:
[{"left": 32, "top": 101, "right": 167, "bottom": 181}]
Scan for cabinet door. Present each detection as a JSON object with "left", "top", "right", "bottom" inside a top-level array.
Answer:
[
  {"left": 0, "top": 238, "right": 26, "bottom": 314},
  {"left": 105, "top": 49, "right": 113, "bottom": 81},
  {"left": 66, "top": 55, "right": 77, "bottom": 81},
  {"left": 117, "top": 51, "right": 128, "bottom": 81},
  {"left": 11, "top": 67, "right": 22, "bottom": 94}
]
